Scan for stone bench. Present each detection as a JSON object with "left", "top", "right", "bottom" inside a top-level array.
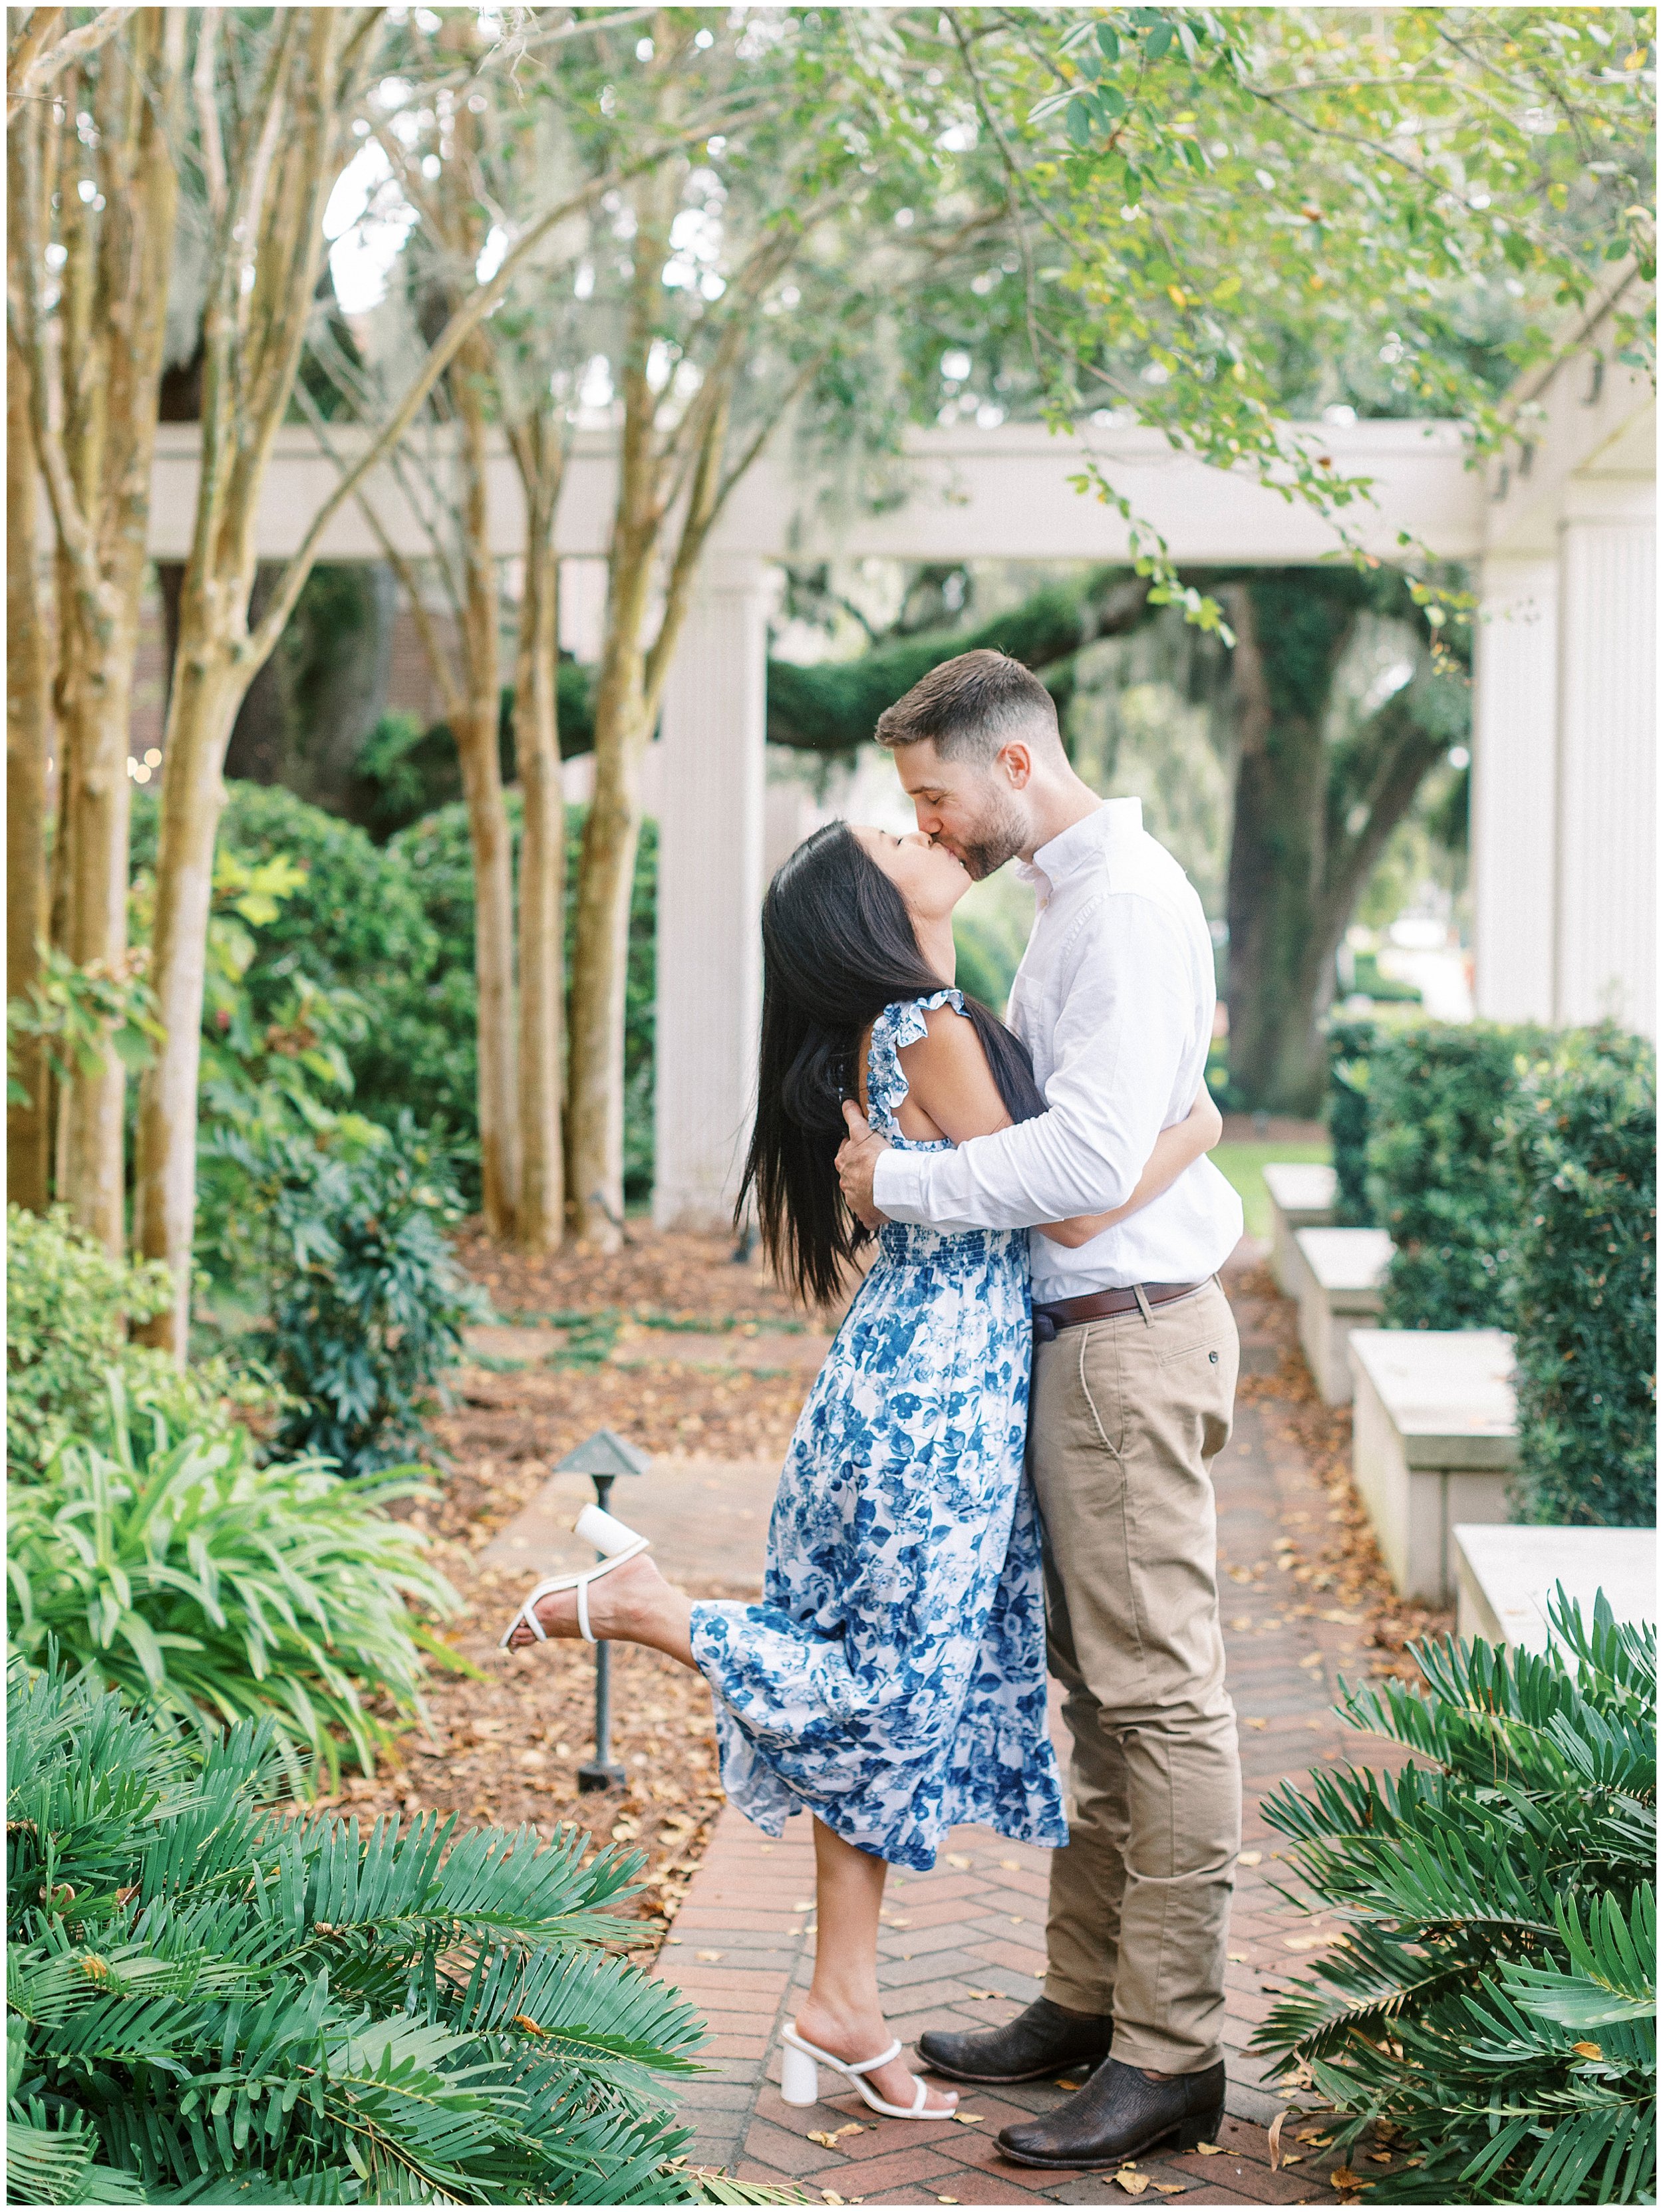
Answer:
[
  {"left": 1264, "top": 1163, "right": 1338, "bottom": 1295},
  {"left": 1349, "top": 1329, "right": 1518, "bottom": 1604},
  {"left": 1454, "top": 1523, "right": 1657, "bottom": 1652},
  {"left": 1288, "top": 1226, "right": 1393, "bottom": 1403}
]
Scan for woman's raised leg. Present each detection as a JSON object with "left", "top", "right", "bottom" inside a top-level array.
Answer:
[
  {"left": 506, "top": 1552, "right": 696, "bottom": 1667},
  {"left": 794, "top": 1817, "right": 957, "bottom": 2115}
]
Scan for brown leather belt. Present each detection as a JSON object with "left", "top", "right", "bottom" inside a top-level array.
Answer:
[{"left": 1032, "top": 1279, "right": 1209, "bottom": 1343}]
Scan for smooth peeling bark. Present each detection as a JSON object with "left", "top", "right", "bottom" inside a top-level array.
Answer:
[
  {"left": 7, "top": 325, "right": 52, "bottom": 1212},
  {"left": 131, "top": 644, "right": 243, "bottom": 1350},
  {"left": 27, "top": 15, "right": 183, "bottom": 1250},
  {"left": 512, "top": 466, "right": 565, "bottom": 1252},
  {"left": 133, "top": 11, "right": 349, "bottom": 1354}
]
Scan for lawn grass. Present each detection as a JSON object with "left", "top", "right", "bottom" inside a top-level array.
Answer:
[{"left": 1213, "top": 1139, "right": 1332, "bottom": 1242}]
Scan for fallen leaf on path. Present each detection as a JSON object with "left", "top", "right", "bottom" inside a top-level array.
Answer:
[
  {"left": 1330, "top": 2167, "right": 1362, "bottom": 2190},
  {"left": 1115, "top": 2171, "right": 1149, "bottom": 2195},
  {"left": 1244, "top": 1717, "right": 1267, "bottom": 1728},
  {"left": 1269, "top": 2111, "right": 1285, "bottom": 2169},
  {"left": 1193, "top": 2142, "right": 1223, "bottom": 2155},
  {"left": 946, "top": 1854, "right": 973, "bottom": 1869},
  {"left": 696, "top": 1951, "right": 722, "bottom": 1962},
  {"left": 953, "top": 2115, "right": 984, "bottom": 2125},
  {"left": 1239, "top": 1850, "right": 1263, "bottom": 1866}
]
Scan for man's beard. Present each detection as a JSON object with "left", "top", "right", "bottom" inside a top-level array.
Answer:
[{"left": 953, "top": 792, "right": 1028, "bottom": 881}]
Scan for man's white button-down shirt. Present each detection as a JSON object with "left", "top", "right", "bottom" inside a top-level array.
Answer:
[{"left": 871, "top": 796, "right": 1244, "bottom": 1301}]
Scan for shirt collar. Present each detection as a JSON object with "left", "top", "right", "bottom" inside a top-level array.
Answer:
[{"left": 1017, "top": 797, "right": 1142, "bottom": 903}]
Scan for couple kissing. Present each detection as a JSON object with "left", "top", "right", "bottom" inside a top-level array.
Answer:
[{"left": 504, "top": 648, "right": 1245, "bottom": 2173}]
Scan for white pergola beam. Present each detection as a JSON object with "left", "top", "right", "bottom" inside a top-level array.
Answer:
[{"left": 142, "top": 416, "right": 1483, "bottom": 567}]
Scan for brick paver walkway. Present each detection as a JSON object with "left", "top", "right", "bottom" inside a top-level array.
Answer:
[{"left": 651, "top": 1255, "right": 1408, "bottom": 2205}]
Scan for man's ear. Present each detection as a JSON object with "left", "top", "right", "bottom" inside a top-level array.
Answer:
[{"left": 998, "top": 739, "right": 1034, "bottom": 791}]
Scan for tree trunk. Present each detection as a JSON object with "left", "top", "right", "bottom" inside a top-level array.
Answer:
[
  {"left": 565, "top": 681, "right": 651, "bottom": 1244},
  {"left": 1221, "top": 582, "right": 1340, "bottom": 1113},
  {"left": 131, "top": 9, "right": 349, "bottom": 1355},
  {"left": 132, "top": 640, "right": 243, "bottom": 1349},
  {"left": 37, "top": 12, "right": 182, "bottom": 1250},
  {"left": 452, "top": 347, "right": 518, "bottom": 1240},
  {"left": 7, "top": 322, "right": 52, "bottom": 1213},
  {"left": 514, "top": 466, "right": 564, "bottom": 1252}
]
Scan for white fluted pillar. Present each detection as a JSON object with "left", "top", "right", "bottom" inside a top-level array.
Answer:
[
  {"left": 1471, "top": 556, "right": 1561, "bottom": 1025},
  {"left": 1554, "top": 501, "right": 1656, "bottom": 1032},
  {"left": 652, "top": 554, "right": 770, "bottom": 1230}
]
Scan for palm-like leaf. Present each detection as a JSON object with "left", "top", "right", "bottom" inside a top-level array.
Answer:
[
  {"left": 7, "top": 1656, "right": 801, "bottom": 2205},
  {"left": 1253, "top": 1597, "right": 1656, "bottom": 2204}
]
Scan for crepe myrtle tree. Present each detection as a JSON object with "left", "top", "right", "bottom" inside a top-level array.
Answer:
[
  {"left": 7, "top": 11, "right": 186, "bottom": 1248},
  {"left": 442, "top": 9, "right": 1013, "bottom": 1248},
  {"left": 129, "top": 7, "right": 711, "bottom": 1355}
]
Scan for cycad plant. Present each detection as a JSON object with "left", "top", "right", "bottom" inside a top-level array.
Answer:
[
  {"left": 1254, "top": 1591, "right": 1656, "bottom": 2204},
  {"left": 7, "top": 1385, "right": 462, "bottom": 1792},
  {"left": 7, "top": 1656, "right": 796, "bottom": 2206}
]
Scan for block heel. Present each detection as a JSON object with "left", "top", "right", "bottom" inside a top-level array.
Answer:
[{"left": 780, "top": 2043, "right": 820, "bottom": 2107}]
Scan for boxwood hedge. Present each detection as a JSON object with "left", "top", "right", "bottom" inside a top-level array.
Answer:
[{"left": 1505, "top": 1026, "right": 1656, "bottom": 1528}]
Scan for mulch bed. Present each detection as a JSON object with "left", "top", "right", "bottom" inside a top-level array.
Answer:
[{"left": 329, "top": 1228, "right": 826, "bottom": 1959}]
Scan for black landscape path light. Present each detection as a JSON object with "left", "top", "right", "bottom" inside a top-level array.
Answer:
[{"left": 556, "top": 1428, "right": 651, "bottom": 1792}]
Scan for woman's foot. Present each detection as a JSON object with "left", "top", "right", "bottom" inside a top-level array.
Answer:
[
  {"left": 506, "top": 1550, "right": 672, "bottom": 1648},
  {"left": 794, "top": 1994, "right": 959, "bottom": 2116}
]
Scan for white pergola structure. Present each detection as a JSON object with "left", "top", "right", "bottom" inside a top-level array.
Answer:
[{"left": 144, "top": 327, "right": 1653, "bottom": 1231}]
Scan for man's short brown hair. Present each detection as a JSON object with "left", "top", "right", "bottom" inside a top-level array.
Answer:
[{"left": 873, "top": 648, "right": 1060, "bottom": 763}]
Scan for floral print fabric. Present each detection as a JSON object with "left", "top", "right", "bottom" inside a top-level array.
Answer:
[{"left": 689, "top": 990, "right": 1068, "bottom": 1871}]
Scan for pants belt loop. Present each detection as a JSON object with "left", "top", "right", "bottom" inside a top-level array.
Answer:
[{"left": 1132, "top": 1282, "right": 1155, "bottom": 1325}]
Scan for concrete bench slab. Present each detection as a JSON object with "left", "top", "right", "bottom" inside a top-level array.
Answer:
[
  {"left": 1264, "top": 1163, "right": 1338, "bottom": 1295},
  {"left": 1349, "top": 1329, "right": 1518, "bottom": 1603},
  {"left": 1288, "top": 1226, "right": 1393, "bottom": 1403},
  {"left": 1454, "top": 1523, "right": 1657, "bottom": 1652}
]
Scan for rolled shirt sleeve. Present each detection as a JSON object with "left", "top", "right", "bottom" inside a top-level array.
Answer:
[{"left": 872, "top": 893, "right": 1191, "bottom": 1234}]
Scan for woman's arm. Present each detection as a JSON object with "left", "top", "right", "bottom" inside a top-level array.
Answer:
[
  {"left": 890, "top": 1006, "right": 1015, "bottom": 1145},
  {"left": 1034, "top": 1085, "right": 1222, "bottom": 1248}
]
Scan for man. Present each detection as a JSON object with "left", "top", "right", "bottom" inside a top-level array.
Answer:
[{"left": 835, "top": 649, "right": 1245, "bottom": 2171}]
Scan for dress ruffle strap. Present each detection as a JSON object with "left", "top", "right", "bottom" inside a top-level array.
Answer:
[{"left": 865, "top": 988, "right": 967, "bottom": 1141}]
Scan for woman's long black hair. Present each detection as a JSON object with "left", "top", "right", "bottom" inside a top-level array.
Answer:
[{"left": 737, "top": 821, "right": 1044, "bottom": 1306}]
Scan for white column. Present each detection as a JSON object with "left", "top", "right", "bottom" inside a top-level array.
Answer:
[
  {"left": 652, "top": 554, "right": 770, "bottom": 1231},
  {"left": 1471, "top": 557, "right": 1561, "bottom": 1024},
  {"left": 1554, "top": 492, "right": 1656, "bottom": 1034}
]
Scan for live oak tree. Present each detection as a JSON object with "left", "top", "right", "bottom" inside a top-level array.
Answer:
[{"left": 764, "top": 559, "right": 1465, "bottom": 1111}]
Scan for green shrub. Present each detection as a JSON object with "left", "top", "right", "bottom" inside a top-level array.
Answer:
[
  {"left": 378, "top": 799, "right": 659, "bottom": 1202},
  {"left": 1255, "top": 1592, "right": 1656, "bottom": 2204},
  {"left": 132, "top": 781, "right": 437, "bottom": 1037},
  {"left": 5, "top": 1207, "right": 267, "bottom": 1478},
  {"left": 5, "top": 1655, "right": 784, "bottom": 2207},
  {"left": 1367, "top": 1020, "right": 1545, "bottom": 1329},
  {"left": 1505, "top": 1027, "right": 1656, "bottom": 1528},
  {"left": 204, "top": 1114, "right": 482, "bottom": 1478},
  {"left": 7, "top": 1384, "right": 460, "bottom": 1790},
  {"left": 1326, "top": 1014, "right": 1378, "bottom": 1226}
]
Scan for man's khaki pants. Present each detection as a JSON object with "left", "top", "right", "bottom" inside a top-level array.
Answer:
[{"left": 1028, "top": 1277, "right": 1241, "bottom": 2075}]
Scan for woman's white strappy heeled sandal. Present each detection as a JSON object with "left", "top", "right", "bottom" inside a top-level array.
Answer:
[
  {"left": 498, "top": 1503, "right": 651, "bottom": 1648},
  {"left": 779, "top": 2021, "right": 957, "bottom": 2120}
]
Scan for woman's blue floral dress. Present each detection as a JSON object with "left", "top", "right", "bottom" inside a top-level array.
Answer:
[{"left": 689, "top": 990, "right": 1068, "bottom": 1872}]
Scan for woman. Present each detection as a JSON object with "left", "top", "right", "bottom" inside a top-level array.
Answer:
[{"left": 503, "top": 821, "right": 1222, "bottom": 2121}]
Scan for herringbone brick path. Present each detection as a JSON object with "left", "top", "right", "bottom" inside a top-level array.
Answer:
[{"left": 652, "top": 1256, "right": 1414, "bottom": 2206}]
